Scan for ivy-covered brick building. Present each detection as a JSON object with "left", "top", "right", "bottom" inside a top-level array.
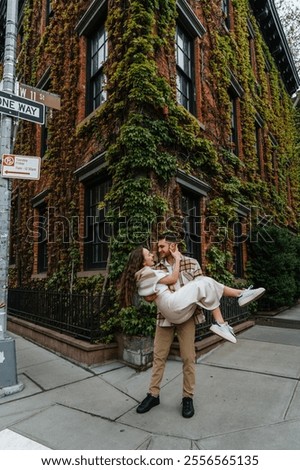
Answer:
[{"left": 1, "top": 0, "right": 300, "bottom": 293}]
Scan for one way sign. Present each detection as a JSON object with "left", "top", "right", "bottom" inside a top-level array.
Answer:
[{"left": 0, "top": 90, "right": 45, "bottom": 124}]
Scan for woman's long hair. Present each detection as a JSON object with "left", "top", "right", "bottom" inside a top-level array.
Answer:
[{"left": 119, "top": 246, "right": 144, "bottom": 307}]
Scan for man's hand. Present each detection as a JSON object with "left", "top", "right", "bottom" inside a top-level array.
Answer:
[{"left": 170, "top": 244, "right": 181, "bottom": 261}]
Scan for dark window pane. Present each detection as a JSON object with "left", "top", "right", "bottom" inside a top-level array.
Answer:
[
  {"left": 176, "top": 25, "right": 194, "bottom": 114},
  {"left": 181, "top": 190, "right": 201, "bottom": 263},
  {"left": 84, "top": 178, "right": 111, "bottom": 269}
]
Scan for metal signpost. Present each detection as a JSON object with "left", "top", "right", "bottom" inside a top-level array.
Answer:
[
  {"left": 0, "top": 0, "right": 23, "bottom": 396},
  {"left": 0, "top": 0, "right": 60, "bottom": 397}
]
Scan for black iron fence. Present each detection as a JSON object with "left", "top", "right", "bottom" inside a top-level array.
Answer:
[
  {"left": 7, "top": 288, "right": 250, "bottom": 343},
  {"left": 7, "top": 288, "right": 115, "bottom": 343},
  {"left": 195, "top": 297, "right": 250, "bottom": 341}
]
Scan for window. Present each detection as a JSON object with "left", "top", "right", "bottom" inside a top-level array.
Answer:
[
  {"left": 87, "top": 24, "right": 108, "bottom": 113},
  {"left": 254, "top": 122, "right": 260, "bottom": 169},
  {"left": 222, "top": 0, "right": 230, "bottom": 30},
  {"left": 46, "top": 0, "right": 54, "bottom": 24},
  {"left": 176, "top": 24, "right": 194, "bottom": 114},
  {"left": 229, "top": 94, "right": 238, "bottom": 154},
  {"left": 181, "top": 190, "right": 201, "bottom": 262},
  {"left": 232, "top": 203, "right": 249, "bottom": 279},
  {"left": 233, "top": 217, "right": 244, "bottom": 278},
  {"left": 254, "top": 114, "right": 264, "bottom": 174},
  {"left": 76, "top": 0, "right": 108, "bottom": 115},
  {"left": 264, "top": 56, "right": 272, "bottom": 102},
  {"left": 176, "top": 170, "right": 210, "bottom": 264},
  {"left": 85, "top": 178, "right": 111, "bottom": 269},
  {"left": 248, "top": 21, "right": 256, "bottom": 72},
  {"left": 174, "top": 0, "right": 206, "bottom": 115},
  {"left": 228, "top": 73, "right": 244, "bottom": 156},
  {"left": 270, "top": 134, "right": 278, "bottom": 190},
  {"left": 37, "top": 204, "right": 48, "bottom": 273}
]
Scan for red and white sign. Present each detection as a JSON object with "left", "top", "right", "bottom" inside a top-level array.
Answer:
[{"left": 1, "top": 154, "right": 41, "bottom": 180}]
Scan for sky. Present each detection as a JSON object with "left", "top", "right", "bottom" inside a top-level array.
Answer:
[
  {"left": 277, "top": 0, "right": 300, "bottom": 8},
  {"left": 284, "top": 0, "right": 300, "bottom": 7}
]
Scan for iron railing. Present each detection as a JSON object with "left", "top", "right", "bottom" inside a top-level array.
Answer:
[
  {"left": 7, "top": 288, "right": 114, "bottom": 342},
  {"left": 195, "top": 297, "right": 249, "bottom": 341},
  {"left": 7, "top": 288, "right": 250, "bottom": 343}
]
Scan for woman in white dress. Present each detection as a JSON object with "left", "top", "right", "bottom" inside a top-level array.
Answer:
[{"left": 119, "top": 246, "right": 265, "bottom": 343}]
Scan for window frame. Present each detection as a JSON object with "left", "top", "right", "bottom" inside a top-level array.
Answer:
[
  {"left": 76, "top": 0, "right": 108, "bottom": 117},
  {"left": 86, "top": 24, "right": 108, "bottom": 114},
  {"left": 228, "top": 72, "right": 244, "bottom": 156},
  {"left": 175, "top": 0, "right": 206, "bottom": 116},
  {"left": 176, "top": 170, "right": 211, "bottom": 264},
  {"left": 232, "top": 202, "right": 250, "bottom": 279},
  {"left": 229, "top": 94, "right": 238, "bottom": 155},
  {"left": 254, "top": 113, "right": 264, "bottom": 174},
  {"left": 222, "top": 0, "right": 230, "bottom": 30},
  {"left": 176, "top": 23, "right": 195, "bottom": 114},
  {"left": 233, "top": 217, "right": 244, "bottom": 278},
  {"left": 46, "top": 0, "right": 54, "bottom": 25},
  {"left": 84, "top": 176, "right": 111, "bottom": 270},
  {"left": 37, "top": 203, "right": 48, "bottom": 274},
  {"left": 247, "top": 19, "right": 256, "bottom": 72},
  {"left": 181, "top": 188, "right": 201, "bottom": 262}
]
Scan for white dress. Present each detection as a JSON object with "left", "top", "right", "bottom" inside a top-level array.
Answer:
[{"left": 135, "top": 267, "right": 224, "bottom": 325}]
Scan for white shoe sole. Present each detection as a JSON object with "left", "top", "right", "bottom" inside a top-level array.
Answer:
[
  {"left": 238, "top": 288, "right": 266, "bottom": 307},
  {"left": 209, "top": 325, "right": 237, "bottom": 344}
]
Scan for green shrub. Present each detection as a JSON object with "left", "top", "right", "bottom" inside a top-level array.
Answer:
[
  {"left": 248, "top": 225, "right": 300, "bottom": 310},
  {"left": 118, "top": 301, "right": 157, "bottom": 337}
]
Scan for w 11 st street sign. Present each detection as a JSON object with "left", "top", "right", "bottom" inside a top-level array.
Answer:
[
  {"left": 0, "top": 90, "right": 45, "bottom": 124},
  {"left": 1, "top": 154, "right": 41, "bottom": 180}
]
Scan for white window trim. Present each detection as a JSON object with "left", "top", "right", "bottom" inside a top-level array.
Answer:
[{"left": 177, "top": 0, "right": 206, "bottom": 38}]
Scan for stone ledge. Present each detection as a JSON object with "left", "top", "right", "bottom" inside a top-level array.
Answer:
[
  {"left": 7, "top": 316, "right": 118, "bottom": 367},
  {"left": 8, "top": 316, "right": 255, "bottom": 368}
]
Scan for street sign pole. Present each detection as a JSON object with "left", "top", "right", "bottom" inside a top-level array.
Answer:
[{"left": 0, "top": 0, "right": 23, "bottom": 396}]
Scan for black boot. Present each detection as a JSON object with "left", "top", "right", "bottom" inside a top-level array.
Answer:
[
  {"left": 182, "top": 397, "right": 194, "bottom": 418},
  {"left": 136, "top": 393, "right": 160, "bottom": 413}
]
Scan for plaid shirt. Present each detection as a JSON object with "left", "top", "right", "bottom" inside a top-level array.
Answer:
[{"left": 154, "top": 255, "right": 206, "bottom": 327}]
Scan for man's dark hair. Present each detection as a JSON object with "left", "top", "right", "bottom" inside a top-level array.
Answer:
[{"left": 158, "top": 232, "right": 182, "bottom": 243}]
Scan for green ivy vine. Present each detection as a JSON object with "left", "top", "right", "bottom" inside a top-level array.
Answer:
[{"left": 8, "top": 0, "right": 300, "bottom": 291}]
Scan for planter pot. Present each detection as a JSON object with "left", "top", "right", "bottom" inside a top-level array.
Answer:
[{"left": 117, "top": 334, "right": 154, "bottom": 370}]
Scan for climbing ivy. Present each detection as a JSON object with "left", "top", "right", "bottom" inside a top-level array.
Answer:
[
  {"left": 78, "top": 0, "right": 221, "bottom": 280},
  {"left": 9, "top": 0, "right": 300, "bottom": 290}
]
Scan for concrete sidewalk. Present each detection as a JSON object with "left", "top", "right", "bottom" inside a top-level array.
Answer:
[{"left": 0, "top": 307, "right": 300, "bottom": 450}]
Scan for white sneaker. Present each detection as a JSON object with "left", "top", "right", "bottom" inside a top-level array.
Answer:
[
  {"left": 238, "top": 286, "right": 265, "bottom": 307},
  {"left": 209, "top": 322, "right": 237, "bottom": 343}
]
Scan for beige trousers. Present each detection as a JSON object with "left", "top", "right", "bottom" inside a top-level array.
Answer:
[{"left": 149, "top": 316, "right": 196, "bottom": 398}]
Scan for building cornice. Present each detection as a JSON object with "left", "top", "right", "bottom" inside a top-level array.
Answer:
[{"left": 250, "top": 0, "right": 300, "bottom": 95}]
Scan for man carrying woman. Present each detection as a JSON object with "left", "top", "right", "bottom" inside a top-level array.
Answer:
[{"left": 119, "top": 233, "right": 265, "bottom": 418}]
